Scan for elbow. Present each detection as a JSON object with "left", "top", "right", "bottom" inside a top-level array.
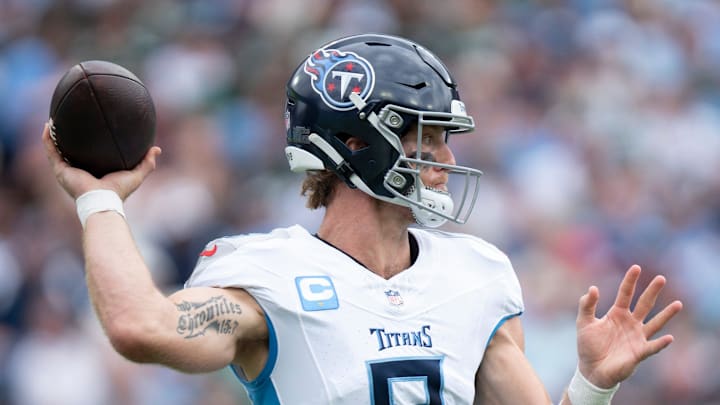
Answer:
[{"left": 104, "top": 315, "right": 160, "bottom": 363}]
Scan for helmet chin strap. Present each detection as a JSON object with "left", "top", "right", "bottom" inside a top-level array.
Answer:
[{"left": 409, "top": 187, "right": 453, "bottom": 228}]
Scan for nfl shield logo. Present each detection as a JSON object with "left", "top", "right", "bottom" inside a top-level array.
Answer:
[{"left": 384, "top": 289, "right": 404, "bottom": 306}]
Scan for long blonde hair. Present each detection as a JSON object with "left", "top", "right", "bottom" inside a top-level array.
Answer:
[{"left": 301, "top": 170, "right": 339, "bottom": 209}]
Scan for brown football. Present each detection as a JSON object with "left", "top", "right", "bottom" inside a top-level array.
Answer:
[{"left": 49, "top": 60, "right": 156, "bottom": 178}]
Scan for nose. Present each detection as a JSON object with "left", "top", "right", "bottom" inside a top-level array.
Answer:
[{"left": 435, "top": 142, "right": 456, "bottom": 168}]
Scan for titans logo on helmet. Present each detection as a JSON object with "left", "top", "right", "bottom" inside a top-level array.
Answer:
[{"left": 303, "top": 49, "right": 375, "bottom": 111}]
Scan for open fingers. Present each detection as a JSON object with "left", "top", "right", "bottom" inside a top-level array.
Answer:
[
  {"left": 643, "top": 300, "right": 683, "bottom": 338},
  {"left": 642, "top": 334, "right": 675, "bottom": 360},
  {"left": 577, "top": 286, "right": 600, "bottom": 328},
  {"left": 632, "top": 275, "right": 666, "bottom": 321},
  {"left": 613, "top": 265, "right": 641, "bottom": 310}
]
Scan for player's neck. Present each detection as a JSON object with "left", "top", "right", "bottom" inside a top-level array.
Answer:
[{"left": 318, "top": 192, "right": 413, "bottom": 279}]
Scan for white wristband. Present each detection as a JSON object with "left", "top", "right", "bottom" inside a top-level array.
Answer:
[
  {"left": 567, "top": 366, "right": 619, "bottom": 405},
  {"left": 76, "top": 189, "right": 125, "bottom": 229}
]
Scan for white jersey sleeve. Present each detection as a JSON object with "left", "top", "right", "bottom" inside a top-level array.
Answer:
[{"left": 184, "top": 230, "right": 278, "bottom": 290}]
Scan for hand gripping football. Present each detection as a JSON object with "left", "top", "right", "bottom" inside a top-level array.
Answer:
[{"left": 49, "top": 60, "right": 156, "bottom": 178}]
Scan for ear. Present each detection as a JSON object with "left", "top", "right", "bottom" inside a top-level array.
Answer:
[{"left": 345, "top": 136, "right": 368, "bottom": 151}]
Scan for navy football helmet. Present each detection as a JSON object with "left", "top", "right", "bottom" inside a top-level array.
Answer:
[{"left": 284, "top": 34, "right": 482, "bottom": 227}]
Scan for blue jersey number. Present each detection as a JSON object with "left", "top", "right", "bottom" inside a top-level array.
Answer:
[{"left": 367, "top": 357, "right": 444, "bottom": 404}]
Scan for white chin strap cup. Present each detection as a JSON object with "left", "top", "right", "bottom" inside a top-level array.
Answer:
[{"left": 410, "top": 189, "right": 454, "bottom": 228}]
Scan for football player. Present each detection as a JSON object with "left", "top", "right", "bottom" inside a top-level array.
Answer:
[{"left": 43, "top": 33, "right": 682, "bottom": 404}]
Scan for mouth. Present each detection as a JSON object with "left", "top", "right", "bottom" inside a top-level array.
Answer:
[
  {"left": 403, "top": 184, "right": 450, "bottom": 199},
  {"left": 428, "top": 185, "right": 448, "bottom": 194}
]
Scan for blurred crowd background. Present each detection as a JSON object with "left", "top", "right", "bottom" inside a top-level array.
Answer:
[{"left": 1, "top": 0, "right": 719, "bottom": 404}]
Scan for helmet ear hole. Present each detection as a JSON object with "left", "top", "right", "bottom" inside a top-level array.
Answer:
[{"left": 345, "top": 136, "right": 368, "bottom": 151}]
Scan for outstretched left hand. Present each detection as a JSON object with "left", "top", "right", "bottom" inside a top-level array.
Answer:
[{"left": 575, "top": 265, "right": 683, "bottom": 389}]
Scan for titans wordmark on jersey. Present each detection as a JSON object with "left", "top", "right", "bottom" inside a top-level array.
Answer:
[{"left": 185, "top": 225, "right": 523, "bottom": 404}]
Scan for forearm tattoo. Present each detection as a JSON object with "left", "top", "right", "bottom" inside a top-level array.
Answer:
[{"left": 175, "top": 296, "right": 242, "bottom": 339}]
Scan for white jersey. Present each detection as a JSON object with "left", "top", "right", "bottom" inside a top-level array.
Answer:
[{"left": 185, "top": 225, "right": 523, "bottom": 405}]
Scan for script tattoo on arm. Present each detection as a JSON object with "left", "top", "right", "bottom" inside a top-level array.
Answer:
[{"left": 175, "top": 295, "right": 243, "bottom": 339}]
